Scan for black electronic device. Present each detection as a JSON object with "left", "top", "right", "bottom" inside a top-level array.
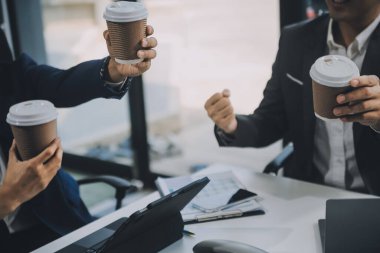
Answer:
[
  {"left": 57, "top": 177, "right": 210, "bottom": 253},
  {"left": 318, "top": 198, "right": 380, "bottom": 253},
  {"left": 193, "top": 240, "right": 268, "bottom": 253}
]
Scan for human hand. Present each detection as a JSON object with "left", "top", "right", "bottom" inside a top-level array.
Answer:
[
  {"left": 204, "top": 89, "right": 238, "bottom": 134},
  {"left": 0, "top": 138, "right": 63, "bottom": 219},
  {"left": 103, "top": 25, "right": 158, "bottom": 82},
  {"left": 333, "top": 75, "right": 380, "bottom": 130}
]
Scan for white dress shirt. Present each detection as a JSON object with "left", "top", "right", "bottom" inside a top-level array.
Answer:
[{"left": 313, "top": 14, "right": 380, "bottom": 190}]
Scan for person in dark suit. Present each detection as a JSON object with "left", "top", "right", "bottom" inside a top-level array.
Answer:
[
  {"left": 205, "top": 0, "right": 380, "bottom": 195},
  {"left": 0, "top": 24, "right": 157, "bottom": 252}
]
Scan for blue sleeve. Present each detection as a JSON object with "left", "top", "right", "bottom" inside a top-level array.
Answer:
[{"left": 14, "top": 53, "right": 128, "bottom": 107}]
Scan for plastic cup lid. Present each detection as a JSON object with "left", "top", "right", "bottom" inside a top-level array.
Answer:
[
  {"left": 6, "top": 100, "right": 58, "bottom": 126},
  {"left": 309, "top": 55, "right": 360, "bottom": 88},
  {"left": 103, "top": 1, "right": 148, "bottom": 23}
]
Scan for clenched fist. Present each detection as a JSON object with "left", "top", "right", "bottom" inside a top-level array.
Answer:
[{"left": 204, "top": 89, "right": 238, "bottom": 134}]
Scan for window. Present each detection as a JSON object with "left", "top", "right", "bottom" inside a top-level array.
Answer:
[{"left": 41, "top": 0, "right": 280, "bottom": 174}]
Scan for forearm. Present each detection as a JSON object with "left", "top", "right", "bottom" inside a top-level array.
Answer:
[
  {"left": 0, "top": 186, "right": 19, "bottom": 220},
  {"left": 107, "top": 58, "right": 126, "bottom": 83},
  {"left": 215, "top": 114, "right": 285, "bottom": 148},
  {"left": 16, "top": 54, "right": 127, "bottom": 107}
]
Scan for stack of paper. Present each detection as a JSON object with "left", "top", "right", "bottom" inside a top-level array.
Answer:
[{"left": 155, "top": 171, "right": 265, "bottom": 224}]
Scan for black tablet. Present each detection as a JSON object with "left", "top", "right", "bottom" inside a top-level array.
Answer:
[{"left": 57, "top": 177, "right": 210, "bottom": 253}]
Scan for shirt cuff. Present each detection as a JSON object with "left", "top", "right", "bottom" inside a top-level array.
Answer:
[
  {"left": 370, "top": 124, "right": 380, "bottom": 134},
  {"left": 105, "top": 78, "right": 126, "bottom": 87},
  {"left": 105, "top": 76, "right": 133, "bottom": 94},
  {"left": 100, "top": 56, "right": 133, "bottom": 94},
  {"left": 216, "top": 127, "right": 236, "bottom": 145}
]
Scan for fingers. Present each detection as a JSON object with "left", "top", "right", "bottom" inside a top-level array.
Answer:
[
  {"left": 33, "top": 138, "right": 61, "bottom": 164},
  {"left": 205, "top": 93, "right": 224, "bottom": 109},
  {"left": 134, "top": 60, "right": 151, "bottom": 72},
  {"left": 350, "top": 75, "right": 379, "bottom": 88},
  {"left": 337, "top": 75, "right": 380, "bottom": 104},
  {"left": 141, "top": 37, "right": 157, "bottom": 48},
  {"left": 333, "top": 76, "right": 380, "bottom": 121},
  {"left": 137, "top": 49, "right": 157, "bottom": 60},
  {"left": 337, "top": 86, "right": 377, "bottom": 104},
  {"left": 137, "top": 37, "right": 157, "bottom": 63},
  {"left": 44, "top": 144, "right": 63, "bottom": 173},
  {"left": 30, "top": 141, "right": 62, "bottom": 191},
  {"left": 207, "top": 99, "right": 232, "bottom": 118},
  {"left": 340, "top": 111, "right": 380, "bottom": 123},
  {"left": 146, "top": 25, "right": 154, "bottom": 36},
  {"left": 204, "top": 90, "right": 232, "bottom": 112},
  {"left": 222, "top": 89, "right": 231, "bottom": 97},
  {"left": 212, "top": 105, "right": 234, "bottom": 121},
  {"left": 334, "top": 99, "right": 380, "bottom": 116}
]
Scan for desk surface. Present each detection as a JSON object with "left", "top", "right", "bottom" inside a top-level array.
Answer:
[{"left": 33, "top": 164, "right": 370, "bottom": 253}]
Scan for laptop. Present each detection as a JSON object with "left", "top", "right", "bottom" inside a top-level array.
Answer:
[
  {"left": 318, "top": 199, "right": 380, "bottom": 253},
  {"left": 56, "top": 177, "right": 210, "bottom": 253}
]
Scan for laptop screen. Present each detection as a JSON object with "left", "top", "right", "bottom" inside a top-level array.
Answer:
[{"left": 323, "top": 199, "right": 380, "bottom": 253}]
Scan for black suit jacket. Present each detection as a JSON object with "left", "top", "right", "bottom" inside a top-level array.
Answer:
[
  {"left": 0, "top": 29, "right": 128, "bottom": 241},
  {"left": 216, "top": 15, "right": 380, "bottom": 195}
]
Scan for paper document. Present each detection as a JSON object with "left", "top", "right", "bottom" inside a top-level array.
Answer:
[{"left": 155, "top": 171, "right": 264, "bottom": 224}]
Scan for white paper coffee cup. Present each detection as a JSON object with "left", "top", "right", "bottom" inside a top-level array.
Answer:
[
  {"left": 6, "top": 100, "right": 58, "bottom": 160},
  {"left": 103, "top": 1, "right": 148, "bottom": 64},
  {"left": 310, "top": 55, "right": 359, "bottom": 120}
]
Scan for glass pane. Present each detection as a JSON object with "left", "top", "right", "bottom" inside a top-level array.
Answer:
[
  {"left": 41, "top": 0, "right": 130, "bottom": 150},
  {"left": 41, "top": 0, "right": 281, "bottom": 174},
  {"left": 143, "top": 0, "right": 281, "bottom": 174}
]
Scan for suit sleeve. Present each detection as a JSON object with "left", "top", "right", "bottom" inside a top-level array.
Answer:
[
  {"left": 216, "top": 30, "right": 289, "bottom": 148},
  {"left": 14, "top": 53, "right": 127, "bottom": 107}
]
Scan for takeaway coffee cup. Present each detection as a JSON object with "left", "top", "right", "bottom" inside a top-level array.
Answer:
[
  {"left": 310, "top": 55, "right": 360, "bottom": 120},
  {"left": 103, "top": 1, "right": 148, "bottom": 64},
  {"left": 6, "top": 100, "right": 58, "bottom": 161}
]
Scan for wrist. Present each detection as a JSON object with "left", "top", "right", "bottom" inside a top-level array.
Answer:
[
  {"left": 0, "top": 185, "right": 20, "bottom": 219},
  {"left": 107, "top": 57, "right": 126, "bottom": 83},
  {"left": 224, "top": 118, "right": 238, "bottom": 134}
]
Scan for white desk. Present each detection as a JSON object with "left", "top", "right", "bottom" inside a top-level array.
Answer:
[{"left": 33, "top": 164, "right": 371, "bottom": 253}]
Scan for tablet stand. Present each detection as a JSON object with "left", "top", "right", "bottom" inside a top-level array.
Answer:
[{"left": 106, "top": 212, "right": 184, "bottom": 253}]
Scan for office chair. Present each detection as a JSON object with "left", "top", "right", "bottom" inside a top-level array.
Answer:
[
  {"left": 76, "top": 175, "right": 139, "bottom": 210},
  {"left": 262, "top": 142, "right": 294, "bottom": 175}
]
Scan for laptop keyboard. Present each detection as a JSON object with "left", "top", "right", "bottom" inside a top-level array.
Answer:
[{"left": 76, "top": 218, "right": 128, "bottom": 253}]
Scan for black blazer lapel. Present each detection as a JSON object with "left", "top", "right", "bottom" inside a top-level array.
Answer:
[{"left": 361, "top": 23, "right": 380, "bottom": 76}]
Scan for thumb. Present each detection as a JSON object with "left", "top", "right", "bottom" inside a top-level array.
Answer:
[
  {"left": 8, "top": 139, "right": 19, "bottom": 163},
  {"left": 222, "top": 89, "right": 231, "bottom": 97},
  {"left": 103, "top": 30, "right": 111, "bottom": 47}
]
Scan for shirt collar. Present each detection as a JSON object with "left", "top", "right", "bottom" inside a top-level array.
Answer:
[{"left": 327, "top": 14, "right": 380, "bottom": 54}]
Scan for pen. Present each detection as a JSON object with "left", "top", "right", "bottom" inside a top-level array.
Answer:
[
  {"left": 196, "top": 210, "right": 243, "bottom": 222},
  {"left": 183, "top": 229, "right": 196, "bottom": 237}
]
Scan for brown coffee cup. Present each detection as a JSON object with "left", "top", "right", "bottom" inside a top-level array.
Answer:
[
  {"left": 103, "top": 1, "right": 148, "bottom": 65},
  {"left": 6, "top": 100, "right": 58, "bottom": 160},
  {"left": 310, "top": 55, "right": 359, "bottom": 120}
]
